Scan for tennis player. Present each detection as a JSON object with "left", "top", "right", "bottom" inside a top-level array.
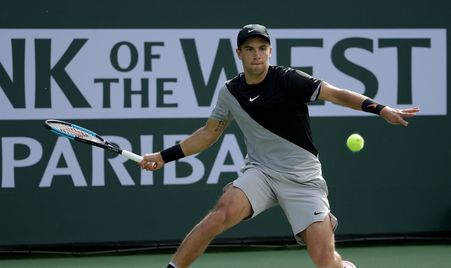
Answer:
[{"left": 140, "top": 24, "right": 419, "bottom": 268}]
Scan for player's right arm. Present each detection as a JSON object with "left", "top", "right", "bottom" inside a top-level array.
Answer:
[
  {"left": 179, "top": 118, "right": 228, "bottom": 155},
  {"left": 140, "top": 118, "right": 228, "bottom": 171}
]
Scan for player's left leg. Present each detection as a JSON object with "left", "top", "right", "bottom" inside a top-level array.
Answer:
[{"left": 299, "top": 215, "right": 343, "bottom": 268}]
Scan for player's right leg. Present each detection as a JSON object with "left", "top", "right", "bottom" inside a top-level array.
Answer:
[{"left": 170, "top": 185, "right": 253, "bottom": 268}]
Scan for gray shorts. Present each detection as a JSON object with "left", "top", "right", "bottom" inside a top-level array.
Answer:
[{"left": 231, "top": 165, "right": 338, "bottom": 244}]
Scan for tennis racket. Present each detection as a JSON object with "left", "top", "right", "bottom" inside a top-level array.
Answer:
[{"left": 44, "top": 119, "right": 143, "bottom": 163}]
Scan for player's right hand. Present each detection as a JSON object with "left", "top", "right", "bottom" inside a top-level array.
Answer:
[{"left": 139, "top": 153, "right": 164, "bottom": 171}]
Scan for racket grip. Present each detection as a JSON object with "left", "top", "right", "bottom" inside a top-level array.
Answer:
[{"left": 121, "top": 150, "right": 144, "bottom": 163}]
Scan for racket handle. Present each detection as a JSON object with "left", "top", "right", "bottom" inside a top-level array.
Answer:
[{"left": 121, "top": 150, "right": 144, "bottom": 163}]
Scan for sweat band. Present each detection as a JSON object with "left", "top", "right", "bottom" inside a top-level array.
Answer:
[
  {"left": 361, "top": 98, "right": 386, "bottom": 115},
  {"left": 160, "top": 144, "right": 185, "bottom": 163}
]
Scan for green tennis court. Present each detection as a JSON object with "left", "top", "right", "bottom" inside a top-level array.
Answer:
[{"left": 1, "top": 242, "right": 450, "bottom": 268}]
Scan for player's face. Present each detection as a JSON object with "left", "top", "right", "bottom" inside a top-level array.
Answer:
[{"left": 236, "top": 37, "right": 272, "bottom": 83}]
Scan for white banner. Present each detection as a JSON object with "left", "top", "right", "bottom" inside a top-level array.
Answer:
[{"left": 0, "top": 29, "right": 447, "bottom": 119}]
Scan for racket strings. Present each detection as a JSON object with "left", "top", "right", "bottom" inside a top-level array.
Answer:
[{"left": 52, "top": 123, "right": 102, "bottom": 143}]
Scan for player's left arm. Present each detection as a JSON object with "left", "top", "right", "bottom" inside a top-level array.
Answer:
[{"left": 318, "top": 81, "right": 420, "bottom": 126}]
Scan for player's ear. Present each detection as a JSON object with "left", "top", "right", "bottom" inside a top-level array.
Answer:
[{"left": 236, "top": 48, "right": 242, "bottom": 60}]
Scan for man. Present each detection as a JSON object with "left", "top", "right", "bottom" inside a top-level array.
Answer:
[{"left": 140, "top": 24, "right": 419, "bottom": 268}]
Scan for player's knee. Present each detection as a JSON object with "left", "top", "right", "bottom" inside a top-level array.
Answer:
[
  {"left": 211, "top": 209, "right": 228, "bottom": 225},
  {"left": 211, "top": 202, "right": 245, "bottom": 228},
  {"left": 201, "top": 208, "right": 230, "bottom": 233}
]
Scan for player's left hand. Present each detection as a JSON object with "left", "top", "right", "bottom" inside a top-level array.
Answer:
[{"left": 380, "top": 106, "right": 420, "bottom": 126}]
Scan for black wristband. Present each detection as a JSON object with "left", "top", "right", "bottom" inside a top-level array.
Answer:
[
  {"left": 361, "top": 98, "right": 386, "bottom": 115},
  {"left": 160, "top": 144, "right": 185, "bottom": 163}
]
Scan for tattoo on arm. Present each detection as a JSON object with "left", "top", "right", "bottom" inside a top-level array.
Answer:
[{"left": 214, "top": 120, "right": 227, "bottom": 133}]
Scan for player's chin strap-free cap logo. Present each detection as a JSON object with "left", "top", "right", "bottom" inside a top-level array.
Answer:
[{"left": 237, "top": 24, "right": 270, "bottom": 47}]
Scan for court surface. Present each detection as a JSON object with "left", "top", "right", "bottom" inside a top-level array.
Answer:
[{"left": 0, "top": 242, "right": 450, "bottom": 268}]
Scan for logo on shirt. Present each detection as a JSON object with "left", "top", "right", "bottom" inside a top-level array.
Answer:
[{"left": 249, "top": 95, "right": 260, "bottom": 102}]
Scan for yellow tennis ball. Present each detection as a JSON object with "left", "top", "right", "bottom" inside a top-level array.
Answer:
[{"left": 346, "top": 133, "right": 364, "bottom": 152}]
